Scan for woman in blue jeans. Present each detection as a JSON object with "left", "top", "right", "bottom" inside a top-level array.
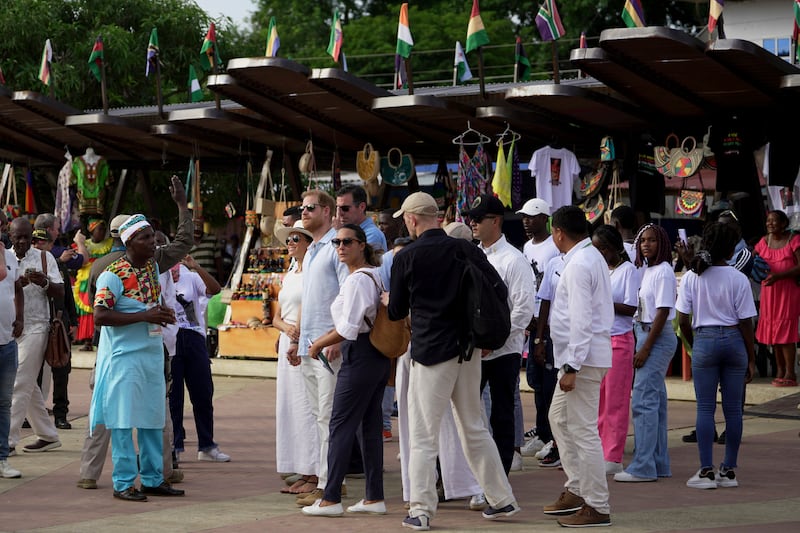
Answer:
[
  {"left": 677, "top": 223, "right": 756, "bottom": 489},
  {"left": 615, "top": 224, "right": 677, "bottom": 483}
]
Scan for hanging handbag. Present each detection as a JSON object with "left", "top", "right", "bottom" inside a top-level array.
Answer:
[
  {"left": 431, "top": 157, "right": 450, "bottom": 209},
  {"left": 579, "top": 162, "right": 607, "bottom": 200},
  {"left": 380, "top": 148, "right": 415, "bottom": 186},
  {"left": 358, "top": 272, "right": 411, "bottom": 359},
  {"left": 669, "top": 136, "right": 704, "bottom": 178},
  {"left": 580, "top": 194, "right": 606, "bottom": 225},
  {"left": 603, "top": 163, "right": 624, "bottom": 225},
  {"left": 675, "top": 173, "right": 706, "bottom": 218},
  {"left": 356, "top": 143, "right": 380, "bottom": 181},
  {"left": 654, "top": 134, "right": 679, "bottom": 177},
  {"left": 255, "top": 159, "right": 276, "bottom": 216},
  {"left": 298, "top": 140, "right": 315, "bottom": 175},
  {"left": 40, "top": 252, "right": 71, "bottom": 369},
  {"left": 3, "top": 164, "right": 21, "bottom": 220}
]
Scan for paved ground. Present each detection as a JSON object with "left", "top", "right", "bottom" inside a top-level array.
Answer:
[{"left": 1, "top": 359, "right": 799, "bottom": 532}]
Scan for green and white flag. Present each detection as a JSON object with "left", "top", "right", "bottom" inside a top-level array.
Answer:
[
  {"left": 188, "top": 64, "right": 202, "bottom": 102},
  {"left": 454, "top": 41, "right": 473, "bottom": 83}
]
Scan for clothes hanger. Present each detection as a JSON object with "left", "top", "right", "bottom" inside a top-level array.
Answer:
[
  {"left": 451, "top": 121, "right": 491, "bottom": 146},
  {"left": 496, "top": 123, "right": 521, "bottom": 147}
]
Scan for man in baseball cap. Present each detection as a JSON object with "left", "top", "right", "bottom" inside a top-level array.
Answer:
[
  {"left": 463, "top": 194, "right": 505, "bottom": 222},
  {"left": 109, "top": 214, "right": 130, "bottom": 239},
  {"left": 393, "top": 192, "right": 439, "bottom": 219}
]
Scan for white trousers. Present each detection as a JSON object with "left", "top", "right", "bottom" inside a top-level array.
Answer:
[
  {"left": 9, "top": 330, "right": 58, "bottom": 448},
  {"left": 548, "top": 365, "right": 610, "bottom": 514},
  {"left": 407, "top": 351, "right": 515, "bottom": 519},
  {"left": 300, "top": 354, "right": 341, "bottom": 489}
]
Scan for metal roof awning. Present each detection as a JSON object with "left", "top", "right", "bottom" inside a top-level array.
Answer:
[
  {"left": 0, "top": 87, "right": 71, "bottom": 164},
  {"left": 705, "top": 38, "right": 800, "bottom": 98}
]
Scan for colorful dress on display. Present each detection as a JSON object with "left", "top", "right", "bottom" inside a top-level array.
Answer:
[
  {"left": 754, "top": 234, "right": 800, "bottom": 345},
  {"left": 456, "top": 143, "right": 491, "bottom": 222},
  {"left": 74, "top": 232, "right": 113, "bottom": 343},
  {"left": 72, "top": 155, "right": 110, "bottom": 216},
  {"left": 509, "top": 139, "right": 523, "bottom": 211}
]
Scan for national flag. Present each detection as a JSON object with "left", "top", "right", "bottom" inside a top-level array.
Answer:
[
  {"left": 465, "top": 0, "right": 490, "bottom": 53},
  {"left": 146, "top": 27, "right": 159, "bottom": 77},
  {"left": 708, "top": 0, "right": 724, "bottom": 34},
  {"left": 535, "top": 0, "right": 566, "bottom": 42},
  {"left": 25, "top": 169, "right": 36, "bottom": 214},
  {"left": 515, "top": 36, "right": 531, "bottom": 82},
  {"left": 327, "top": 9, "right": 344, "bottom": 63},
  {"left": 621, "top": 0, "right": 646, "bottom": 28},
  {"left": 396, "top": 3, "right": 414, "bottom": 59},
  {"left": 87, "top": 36, "right": 104, "bottom": 82},
  {"left": 188, "top": 65, "right": 203, "bottom": 102},
  {"left": 454, "top": 41, "right": 473, "bottom": 83},
  {"left": 200, "top": 22, "right": 222, "bottom": 71},
  {"left": 39, "top": 39, "right": 53, "bottom": 85},
  {"left": 265, "top": 16, "right": 280, "bottom": 57},
  {"left": 395, "top": 54, "right": 407, "bottom": 89}
]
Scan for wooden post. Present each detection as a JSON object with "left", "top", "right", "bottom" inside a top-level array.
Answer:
[
  {"left": 551, "top": 41, "right": 560, "bottom": 84},
  {"left": 477, "top": 46, "right": 486, "bottom": 99},
  {"left": 100, "top": 54, "right": 109, "bottom": 115},
  {"left": 109, "top": 168, "right": 128, "bottom": 220}
]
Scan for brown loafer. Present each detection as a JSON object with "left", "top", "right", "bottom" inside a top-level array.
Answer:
[
  {"left": 141, "top": 481, "right": 185, "bottom": 496},
  {"left": 113, "top": 487, "right": 147, "bottom": 501}
]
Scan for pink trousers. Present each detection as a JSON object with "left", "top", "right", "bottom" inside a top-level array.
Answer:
[{"left": 598, "top": 330, "right": 635, "bottom": 463}]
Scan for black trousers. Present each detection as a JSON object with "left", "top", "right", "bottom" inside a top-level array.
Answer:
[
  {"left": 481, "top": 352, "right": 521, "bottom": 475},
  {"left": 526, "top": 335, "right": 558, "bottom": 444},
  {"left": 323, "top": 333, "right": 390, "bottom": 503}
]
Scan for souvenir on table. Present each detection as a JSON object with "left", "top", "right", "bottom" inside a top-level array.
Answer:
[
  {"left": 71, "top": 147, "right": 110, "bottom": 216},
  {"left": 380, "top": 147, "right": 415, "bottom": 186}
]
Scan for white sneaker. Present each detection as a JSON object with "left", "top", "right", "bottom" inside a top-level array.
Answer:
[
  {"left": 521, "top": 436, "right": 546, "bottom": 456},
  {"left": 468, "top": 493, "right": 487, "bottom": 511},
  {"left": 687, "top": 468, "right": 717, "bottom": 489},
  {"left": 605, "top": 461, "right": 623, "bottom": 475},
  {"left": 510, "top": 451, "right": 523, "bottom": 472},
  {"left": 535, "top": 440, "right": 553, "bottom": 460},
  {"left": 614, "top": 471, "right": 656, "bottom": 483},
  {"left": 346, "top": 499, "right": 387, "bottom": 514},
  {"left": 0, "top": 460, "right": 21, "bottom": 479},
  {"left": 716, "top": 466, "right": 738, "bottom": 488},
  {"left": 302, "top": 500, "right": 344, "bottom": 516},
  {"left": 198, "top": 447, "right": 231, "bottom": 462}
]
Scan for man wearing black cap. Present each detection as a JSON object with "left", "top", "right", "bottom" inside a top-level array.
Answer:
[{"left": 466, "top": 195, "right": 535, "bottom": 475}]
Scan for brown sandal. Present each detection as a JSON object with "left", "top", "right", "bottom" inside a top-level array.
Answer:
[
  {"left": 292, "top": 481, "right": 318, "bottom": 494},
  {"left": 280, "top": 476, "right": 308, "bottom": 494}
]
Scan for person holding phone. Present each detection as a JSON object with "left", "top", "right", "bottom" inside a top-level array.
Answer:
[{"left": 301, "top": 224, "right": 390, "bottom": 517}]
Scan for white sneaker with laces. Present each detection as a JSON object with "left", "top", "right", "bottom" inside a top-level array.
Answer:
[
  {"left": 469, "top": 493, "right": 487, "bottom": 511},
  {"left": 198, "top": 447, "right": 231, "bottom": 462},
  {"left": 510, "top": 451, "right": 523, "bottom": 472},
  {"left": 521, "top": 436, "right": 546, "bottom": 456},
  {"left": 717, "top": 466, "right": 738, "bottom": 488},
  {"left": 687, "top": 468, "right": 717, "bottom": 489},
  {"left": 0, "top": 460, "right": 21, "bottom": 479},
  {"left": 535, "top": 440, "right": 553, "bottom": 460}
]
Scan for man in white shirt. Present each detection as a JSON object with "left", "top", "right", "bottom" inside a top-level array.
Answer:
[
  {"left": 0, "top": 239, "right": 23, "bottom": 478},
  {"left": 543, "top": 206, "right": 613, "bottom": 528},
  {"left": 8, "top": 218, "right": 64, "bottom": 455},
  {"left": 467, "top": 195, "right": 535, "bottom": 475}
]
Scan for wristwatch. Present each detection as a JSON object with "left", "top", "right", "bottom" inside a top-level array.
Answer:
[
  {"left": 561, "top": 364, "right": 578, "bottom": 374},
  {"left": 533, "top": 338, "right": 542, "bottom": 345}
]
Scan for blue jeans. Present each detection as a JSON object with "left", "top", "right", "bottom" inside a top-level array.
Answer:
[
  {"left": 692, "top": 327, "right": 748, "bottom": 469},
  {"left": 381, "top": 386, "right": 395, "bottom": 431},
  {"left": 0, "top": 341, "right": 17, "bottom": 460},
  {"left": 526, "top": 334, "right": 557, "bottom": 443},
  {"left": 626, "top": 322, "right": 677, "bottom": 479}
]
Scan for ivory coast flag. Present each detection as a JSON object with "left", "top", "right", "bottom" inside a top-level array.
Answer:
[
  {"left": 465, "top": 0, "right": 489, "bottom": 53},
  {"left": 396, "top": 3, "right": 413, "bottom": 59},
  {"left": 708, "top": 0, "right": 724, "bottom": 34}
]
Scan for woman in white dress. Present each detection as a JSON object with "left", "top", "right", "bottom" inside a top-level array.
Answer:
[{"left": 273, "top": 221, "right": 319, "bottom": 494}]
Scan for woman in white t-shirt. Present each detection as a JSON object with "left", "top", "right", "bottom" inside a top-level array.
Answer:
[
  {"left": 676, "top": 223, "right": 756, "bottom": 490},
  {"left": 273, "top": 221, "right": 319, "bottom": 494},
  {"left": 591, "top": 225, "right": 640, "bottom": 476},
  {"left": 615, "top": 224, "right": 677, "bottom": 483},
  {"left": 303, "top": 224, "right": 390, "bottom": 517}
]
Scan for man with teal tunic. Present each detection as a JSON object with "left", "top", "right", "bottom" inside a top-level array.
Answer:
[{"left": 92, "top": 214, "right": 184, "bottom": 502}]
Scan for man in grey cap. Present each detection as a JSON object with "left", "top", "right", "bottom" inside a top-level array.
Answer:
[{"left": 388, "top": 192, "right": 520, "bottom": 531}]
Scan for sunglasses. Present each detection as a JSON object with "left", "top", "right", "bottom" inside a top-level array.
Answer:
[
  {"left": 300, "top": 204, "right": 319, "bottom": 212},
  {"left": 331, "top": 238, "right": 362, "bottom": 248},
  {"left": 286, "top": 235, "right": 302, "bottom": 244},
  {"left": 337, "top": 205, "right": 354, "bottom": 212},
  {"left": 471, "top": 214, "right": 499, "bottom": 224}
]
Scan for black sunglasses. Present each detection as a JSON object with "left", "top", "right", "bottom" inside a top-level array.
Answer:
[
  {"left": 471, "top": 214, "right": 499, "bottom": 224},
  {"left": 331, "top": 238, "right": 362, "bottom": 248},
  {"left": 300, "top": 204, "right": 319, "bottom": 212},
  {"left": 286, "top": 235, "right": 302, "bottom": 244},
  {"left": 337, "top": 205, "right": 354, "bottom": 212}
]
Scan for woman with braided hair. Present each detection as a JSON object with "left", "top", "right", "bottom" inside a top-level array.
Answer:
[
  {"left": 676, "top": 223, "right": 756, "bottom": 489},
  {"left": 614, "top": 223, "right": 677, "bottom": 483}
]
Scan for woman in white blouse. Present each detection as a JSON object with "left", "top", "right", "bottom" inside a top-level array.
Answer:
[
  {"left": 273, "top": 221, "right": 319, "bottom": 494},
  {"left": 677, "top": 223, "right": 756, "bottom": 489},
  {"left": 615, "top": 224, "right": 677, "bottom": 483},
  {"left": 302, "top": 224, "right": 390, "bottom": 517},
  {"left": 591, "top": 225, "right": 640, "bottom": 476}
]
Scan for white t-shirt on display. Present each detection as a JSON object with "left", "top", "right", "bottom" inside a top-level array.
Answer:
[
  {"left": 523, "top": 235, "right": 560, "bottom": 318},
  {"left": 609, "top": 260, "right": 640, "bottom": 336},
  {"left": 637, "top": 261, "right": 676, "bottom": 323},
  {"left": 528, "top": 146, "right": 581, "bottom": 211},
  {"left": 675, "top": 266, "right": 757, "bottom": 329}
]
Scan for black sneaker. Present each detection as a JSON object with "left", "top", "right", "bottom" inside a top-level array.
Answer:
[
  {"left": 402, "top": 514, "right": 430, "bottom": 531},
  {"left": 482, "top": 502, "right": 521, "bottom": 520},
  {"left": 538, "top": 447, "right": 561, "bottom": 468},
  {"left": 524, "top": 427, "right": 538, "bottom": 440},
  {"left": 717, "top": 430, "right": 726, "bottom": 445},
  {"left": 682, "top": 429, "right": 718, "bottom": 443}
]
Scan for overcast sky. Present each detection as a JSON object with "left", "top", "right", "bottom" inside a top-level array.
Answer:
[{"left": 194, "top": 0, "right": 255, "bottom": 27}]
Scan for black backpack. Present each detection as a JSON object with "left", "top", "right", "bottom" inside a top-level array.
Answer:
[{"left": 457, "top": 251, "right": 511, "bottom": 362}]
